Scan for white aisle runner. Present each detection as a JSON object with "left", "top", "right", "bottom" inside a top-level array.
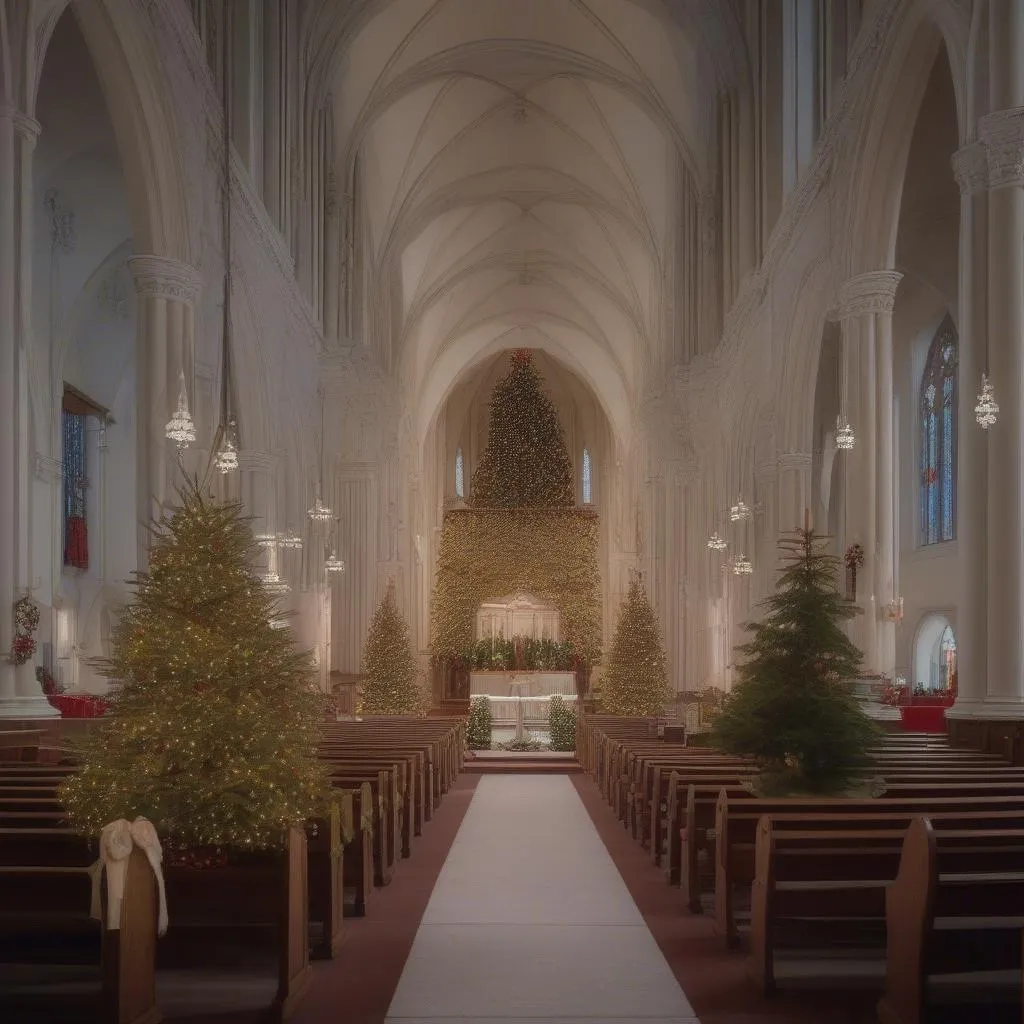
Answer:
[{"left": 385, "top": 775, "right": 699, "bottom": 1024}]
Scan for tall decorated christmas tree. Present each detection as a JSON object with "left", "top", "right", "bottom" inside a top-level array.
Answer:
[
  {"left": 471, "top": 349, "right": 575, "bottom": 508},
  {"left": 59, "top": 481, "right": 329, "bottom": 851},
  {"left": 358, "top": 581, "right": 422, "bottom": 715},
  {"left": 710, "top": 525, "right": 882, "bottom": 795},
  {"left": 598, "top": 573, "right": 672, "bottom": 716}
]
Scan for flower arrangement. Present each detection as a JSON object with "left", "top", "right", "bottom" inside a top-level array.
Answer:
[
  {"left": 11, "top": 596, "right": 39, "bottom": 666},
  {"left": 844, "top": 544, "right": 865, "bottom": 571}
]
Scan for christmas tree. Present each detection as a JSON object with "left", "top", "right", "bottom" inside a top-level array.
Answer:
[
  {"left": 470, "top": 350, "right": 575, "bottom": 508},
  {"left": 710, "top": 525, "right": 883, "bottom": 795},
  {"left": 598, "top": 573, "right": 673, "bottom": 716},
  {"left": 59, "top": 481, "right": 329, "bottom": 851},
  {"left": 358, "top": 581, "right": 422, "bottom": 716}
]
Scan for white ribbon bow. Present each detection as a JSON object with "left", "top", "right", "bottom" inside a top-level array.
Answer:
[{"left": 89, "top": 817, "right": 168, "bottom": 935}]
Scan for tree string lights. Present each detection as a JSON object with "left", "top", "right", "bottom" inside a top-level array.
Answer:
[
  {"left": 59, "top": 479, "right": 330, "bottom": 851},
  {"left": 358, "top": 581, "right": 423, "bottom": 715}
]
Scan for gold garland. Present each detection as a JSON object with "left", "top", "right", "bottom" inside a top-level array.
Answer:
[{"left": 430, "top": 506, "right": 602, "bottom": 665}]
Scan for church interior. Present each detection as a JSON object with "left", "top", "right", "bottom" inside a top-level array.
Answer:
[{"left": 3, "top": 1, "right": 1024, "bottom": 1022}]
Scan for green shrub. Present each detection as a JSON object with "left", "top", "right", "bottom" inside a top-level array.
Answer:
[
  {"left": 467, "top": 696, "right": 493, "bottom": 750},
  {"left": 548, "top": 695, "right": 577, "bottom": 751}
]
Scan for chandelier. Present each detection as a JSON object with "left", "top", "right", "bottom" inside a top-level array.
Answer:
[
  {"left": 324, "top": 550, "right": 346, "bottom": 575},
  {"left": 835, "top": 417, "right": 856, "bottom": 450},
  {"left": 308, "top": 488, "right": 333, "bottom": 522},
  {"left": 707, "top": 531, "right": 727, "bottom": 551},
  {"left": 308, "top": 389, "right": 333, "bottom": 522},
  {"left": 732, "top": 554, "right": 753, "bottom": 576},
  {"left": 260, "top": 571, "right": 290, "bottom": 595},
  {"left": 209, "top": 25, "right": 239, "bottom": 476},
  {"left": 165, "top": 370, "right": 196, "bottom": 449},
  {"left": 278, "top": 530, "right": 303, "bottom": 550},
  {"left": 975, "top": 373, "right": 998, "bottom": 429},
  {"left": 214, "top": 427, "right": 238, "bottom": 474},
  {"left": 255, "top": 532, "right": 277, "bottom": 549},
  {"left": 729, "top": 498, "right": 751, "bottom": 522}
]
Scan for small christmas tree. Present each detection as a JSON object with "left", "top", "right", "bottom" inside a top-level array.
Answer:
[
  {"left": 59, "top": 481, "right": 329, "bottom": 851},
  {"left": 598, "top": 573, "right": 673, "bottom": 716},
  {"left": 470, "top": 350, "right": 575, "bottom": 508},
  {"left": 358, "top": 582, "right": 422, "bottom": 716},
  {"left": 710, "top": 524, "right": 883, "bottom": 795},
  {"left": 466, "top": 696, "right": 493, "bottom": 750}
]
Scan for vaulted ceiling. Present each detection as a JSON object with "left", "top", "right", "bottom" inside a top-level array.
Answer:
[{"left": 307, "top": 0, "right": 742, "bottom": 442}]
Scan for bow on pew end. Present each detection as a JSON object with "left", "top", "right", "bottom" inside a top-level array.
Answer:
[{"left": 89, "top": 816, "right": 169, "bottom": 935}]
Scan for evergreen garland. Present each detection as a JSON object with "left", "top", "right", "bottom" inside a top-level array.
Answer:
[{"left": 710, "top": 526, "right": 883, "bottom": 794}]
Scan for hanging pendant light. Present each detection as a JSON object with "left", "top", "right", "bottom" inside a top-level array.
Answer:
[
  {"left": 324, "top": 551, "right": 346, "bottom": 576},
  {"left": 166, "top": 370, "right": 196, "bottom": 449},
  {"left": 729, "top": 497, "right": 751, "bottom": 522},
  {"left": 732, "top": 554, "right": 753, "bottom": 576},
  {"left": 707, "top": 531, "right": 727, "bottom": 551},
  {"left": 308, "top": 389, "right": 333, "bottom": 522},
  {"left": 278, "top": 530, "right": 303, "bottom": 550},
  {"left": 975, "top": 373, "right": 999, "bottom": 429},
  {"left": 835, "top": 415, "right": 856, "bottom": 450},
  {"left": 208, "top": 17, "right": 239, "bottom": 476},
  {"left": 260, "top": 570, "right": 290, "bottom": 595}
]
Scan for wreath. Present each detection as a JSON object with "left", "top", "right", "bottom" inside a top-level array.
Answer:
[{"left": 11, "top": 596, "right": 40, "bottom": 666}]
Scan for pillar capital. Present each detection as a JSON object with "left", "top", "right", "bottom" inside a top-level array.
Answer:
[
  {"left": 11, "top": 112, "right": 40, "bottom": 146},
  {"left": 831, "top": 271, "right": 903, "bottom": 320},
  {"left": 128, "top": 255, "right": 202, "bottom": 304},
  {"left": 979, "top": 106, "right": 1024, "bottom": 189},
  {"left": 952, "top": 141, "right": 989, "bottom": 195}
]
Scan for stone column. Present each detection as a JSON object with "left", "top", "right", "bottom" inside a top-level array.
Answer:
[
  {"left": 835, "top": 271, "right": 901, "bottom": 676},
  {"left": 0, "top": 104, "right": 19, "bottom": 708},
  {"left": 128, "top": 256, "right": 202, "bottom": 562},
  {"left": 948, "top": 141, "right": 990, "bottom": 716},
  {"left": 979, "top": 106, "right": 1024, "bottom": 710}
]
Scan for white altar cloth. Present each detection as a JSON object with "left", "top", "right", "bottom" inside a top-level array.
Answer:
[
  {"left": 484, "top": 694, "right": 578, "bottom": 727},
  {"left": 470, "top": 671, "right": 576, "bottom": 697}
]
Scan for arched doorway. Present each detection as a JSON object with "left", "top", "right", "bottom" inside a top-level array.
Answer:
[{"left": 914, "top": 614, "right": 956, "bottom": 692}]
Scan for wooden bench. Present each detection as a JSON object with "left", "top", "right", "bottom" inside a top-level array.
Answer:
[
  {"left": 878, "top": 817, "right": 1024, "bottom": 1024},
  {"left": 714, "top": 791, "right": 1024, "bottom": 946},
  {"left": 748, "top": 815, "right": 1024, "bottom": 996},
  {"left": 0, "top": 829, "right": 160, "bottom": 1024}
]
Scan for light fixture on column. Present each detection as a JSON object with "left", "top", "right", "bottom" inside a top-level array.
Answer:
[
  {"left": 731, "top": 553, "right": 753, "bottom": 576},
  {"left": 308, "top": 388, "right": 333, "bottom": 522},
  {"left": 324, "top": 550, "right": 346, "bottom": 576},
  {"left": 259, "top": 570, "right": 290, "bottom": 596},
  {"left": 707, "top": 531, "right": 727, "bottom": 551},
  {"left": 165, "top": 370, "right": 196, "bottom": 449},
  {"left": 255, "top": 532, "right": 277, "bottom": 549},
  {"left": 975, "top": 373, "right": 999, "bottom": 429},
  {"left": 212, "top": 24, "right": 239, "bottom": 476}
]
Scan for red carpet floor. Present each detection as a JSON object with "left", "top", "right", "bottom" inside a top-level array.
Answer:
[{"left": 570, "top": 774, "right": 879, "bottom": 1024}]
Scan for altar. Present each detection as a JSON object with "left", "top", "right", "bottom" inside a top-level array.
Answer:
[{"left": 469, "top": 671, "right": 576, "bottom": 698}]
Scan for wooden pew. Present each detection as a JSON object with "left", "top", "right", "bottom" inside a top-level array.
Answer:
[
  {"left": 878, "top": 817, "right": 1024, "bottom": 1024},
  {"left": 0, "top": 831, "right": 159, "bottom": 1024},
  {"left": 748, "top": 815, "right": 1024, "bottom": 996},
  {"left": 714, "top": 791, "right": 1024, "bottom": 946}
]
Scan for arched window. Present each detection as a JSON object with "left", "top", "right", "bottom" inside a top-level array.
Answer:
[
  {"left": 582, "top": 447, "right": 592, "bottom": 505},
  {"left": 455, "top": 447, "right": 464, "bottom": 498},
  {"left": 920, "top": 316, "right": 957, "bottom": 545}
]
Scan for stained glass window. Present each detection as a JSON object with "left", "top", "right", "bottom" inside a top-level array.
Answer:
[
  {"left": 920, "top": 316, "right": 957, "bottom": 545},
  {"left": 582, "top": 447, "right": 592, "bottom": 504},
  {"left": 455, "top": 447, "right": 464, "bottom": 498},
  {"left": 63, "top": 408, "right": 88, "bottom": 569}
]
